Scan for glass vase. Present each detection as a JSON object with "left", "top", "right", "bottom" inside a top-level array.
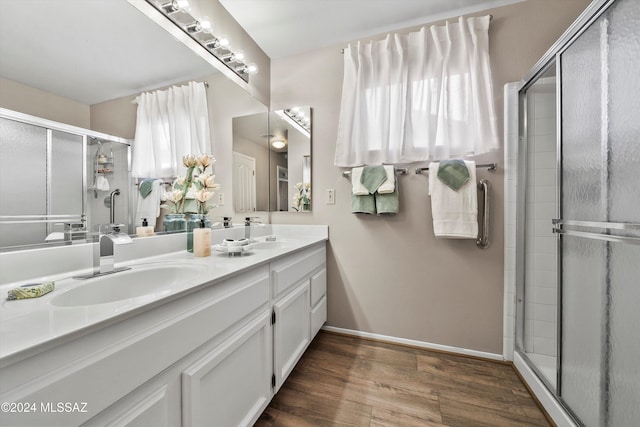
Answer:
[
  {"left": 163, "top": 213, "right": 186, "bottom": 234},
  {"left": 187, "top": 214, "right": 211, "bottom": 253}
]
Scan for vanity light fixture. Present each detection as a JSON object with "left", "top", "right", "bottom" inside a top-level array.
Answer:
[
  {"left": 284, "top": 108, "right": 311, "bottom": 135},
  {"left": 160, "top": 0, "right": 190, "bottom": 14},
  {"left": 271, "top": 139, "right": 286, "bottom": 149},
  {"left": 147, "top": 0, "right": 258, "bottom": 82}
]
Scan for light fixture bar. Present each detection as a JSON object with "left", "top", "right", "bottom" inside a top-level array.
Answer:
[
  {"left": 284, "top": 109, "right": 311, "bottom": 135},
  {"left": 146, "top": 0, "right": 257, "bottom": 82}
]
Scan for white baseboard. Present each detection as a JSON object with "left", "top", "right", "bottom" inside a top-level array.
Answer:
[{"left": 321, "top": 326, "right": 504, "bottom": 361}]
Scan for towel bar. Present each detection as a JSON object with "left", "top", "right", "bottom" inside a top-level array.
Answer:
[
  {"left": 342, "top": 168, "right": 408, "bottom": 178},
  {"left": 477, "top": 179, "right": 490, "bottom": 249},
  {"left": 415, "top": 163, "right": 497, "bottom": 174}
]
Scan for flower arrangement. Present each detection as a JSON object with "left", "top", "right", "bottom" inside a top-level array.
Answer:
[
  {"left": 161, "top": 154, "right": 221, "bottom": 215},
  {"left": 292, "top": 182, "right": 311, "bottom": 211}
]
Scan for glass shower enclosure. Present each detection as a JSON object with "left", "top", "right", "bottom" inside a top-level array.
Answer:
[{"left": 516, "top": 0, "right": 640, "bottom": 425}]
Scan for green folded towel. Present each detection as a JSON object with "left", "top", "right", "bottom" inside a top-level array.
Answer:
[
  {"left": 7, "top": 282, "right": 55, "bottom": 300},
  {"left": 351, "top": 194, "right": 375, "bottom": 214},
  {"left": 360, "top": 166, "right": 387, "bottom": 194},
  {"left": 375, "top": 187, "right": 399, "bottom": 215},
  {"left": 437, "top": 160, "right": 470, "bottom": 191},
  {"left": 139, "top": 178, "right": 156, "bottom": 199}
]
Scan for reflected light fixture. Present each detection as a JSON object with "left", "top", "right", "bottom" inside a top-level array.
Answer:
[
  {"left": 284, "top": 108, "right": 311, "bottom": 134},
  {"left": 148, "top": 0, "right": 258, "bottom": 82},
  {"left": 271, "top": 139, "right": 286, "bottom": 149}
]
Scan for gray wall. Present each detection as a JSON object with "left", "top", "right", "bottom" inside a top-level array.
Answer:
[
  {"left": 0, "top": 77, "right": 90, "bottom": 128},
  {"left": 269, "top": 0, "right": 591, "bottom": 354}
]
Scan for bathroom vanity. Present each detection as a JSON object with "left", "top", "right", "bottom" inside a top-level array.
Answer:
[{"left": 0, "top": 225, "right": 327, "bottom": 426}]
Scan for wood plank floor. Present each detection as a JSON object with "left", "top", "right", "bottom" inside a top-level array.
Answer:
[{"left": 255, "top": 331, "right": 551, "bottom": 427}]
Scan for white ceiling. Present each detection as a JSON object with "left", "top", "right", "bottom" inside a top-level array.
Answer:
[{"left": 219, "top": 0, "right": 525, "bottom": 58}]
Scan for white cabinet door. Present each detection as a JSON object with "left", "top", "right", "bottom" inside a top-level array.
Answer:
[
  {"left": 273, "top": 279, "right": 311, "bottom": 391},
  {"left": 182, "top": 310, "right": 272, "bottom": 427}
]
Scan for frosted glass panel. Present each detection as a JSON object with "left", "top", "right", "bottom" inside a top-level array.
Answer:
[
  {"left": 561, "top": 20, "right": 606, "bottom": 222},
  {"left": 51, "top": 131, "right": 83, "bottom": 216},
  {"left": 560, "top": 236, "right": 606, "bottom": 426},
  {"left": 607, "top": 0, "right": 640, "bottom": 223},
  {"left": 0, "top": 118, "right": 47, "bottom": 246},
  {"left": 609, "top": 243, "right": 640, "bottom": 426}
]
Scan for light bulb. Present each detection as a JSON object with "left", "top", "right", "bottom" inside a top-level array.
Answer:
[
  {"left": 175, "top": 0, "right": 190, "bottom": 11},
  {"left": 246, "top": 63, "right": 258, "bottom": 75},
  {"left": 233, "top": 51, "right": 245, "bottom": 62},
  {"left": 271, "top": 140, "right": 286, "bottom": 149},
  {"left": 199, "top": 16, "right": 212, "bottom": 33},
  {"left": 218, "top": 35, "right": 230, "bottom": 47}
]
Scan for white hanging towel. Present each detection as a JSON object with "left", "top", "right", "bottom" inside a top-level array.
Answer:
[
  {"left": 428, "top": 160, "right": 478, "bottom": 239},
  {"left": 351, "top": 167, "right": 370, "bottom": 195},
  {"left": 377, "top": 165, "right": 396, "bottom": 194}
]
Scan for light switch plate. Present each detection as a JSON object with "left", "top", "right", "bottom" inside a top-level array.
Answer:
[
  {"left": 326, "top": 189, "right": 335, "bottom": 205},
  {"left": 217, "top": 192, "right": 225, "bottom": 206}
]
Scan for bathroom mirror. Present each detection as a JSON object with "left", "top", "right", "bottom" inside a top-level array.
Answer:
[
  {"left": 0, "top": 0, "right": 269, "bottom": 251},
  {"left": 269, "top": 107, "right": 312, "bottom": 212},
  {"left": 231, "top": 107, "right": 312, "bottom": 213}
]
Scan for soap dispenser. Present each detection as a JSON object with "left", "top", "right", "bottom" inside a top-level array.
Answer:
[
  {"left": 136, "top": 218, "right": 154, "bottom": 237},
  {"left": 193, "top": 219, "right": 211, "bottom": 257}
]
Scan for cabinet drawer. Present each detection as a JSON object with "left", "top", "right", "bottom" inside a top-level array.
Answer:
[
  {"left": 311, "top": 296, "right": 327, "bottom": 338},
  {"left": 310, "top": 268, "right": 326, "bottom": 306},
  {"left": 271, "top": 246, "right": 325, "bottom": 298}
]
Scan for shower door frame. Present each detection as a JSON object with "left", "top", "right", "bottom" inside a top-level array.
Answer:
[
  {"left": 514, "top": 0, "right": 617, "bottom": 424},
  {"left": 0, "top": 108, "right": 133, "bottom": 250}
]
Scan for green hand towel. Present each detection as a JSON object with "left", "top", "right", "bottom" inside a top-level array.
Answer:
[
  {"left": 375, "top": 187, "right": 399, "bottom": 215},
  {"left": 139, "top": 178, "right": 156, "bottom": 199},
  {"left": 360, "top": 166, "right": 387, "bottom": 194},
  {"left": 437, "top": 160, "right": 470, "bottom": 191},
  {"left": 351, "top": 194, "right": 375, "bottom": 214}
]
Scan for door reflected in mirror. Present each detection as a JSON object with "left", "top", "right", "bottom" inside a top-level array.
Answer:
[{"left": 232, "top": 112, "right": 270, "bottom": 213}]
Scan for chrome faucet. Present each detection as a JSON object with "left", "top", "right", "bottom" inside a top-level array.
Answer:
[
  {"left": 244, "top": 217, "right": 260, "bottom": 240},
  {"left": 74, "top": 224, "right": 133, "bottom": 280}
]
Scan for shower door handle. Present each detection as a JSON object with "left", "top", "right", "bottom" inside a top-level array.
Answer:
[{"left": 552, "top": 219, "right": 640, "bottom": 245}]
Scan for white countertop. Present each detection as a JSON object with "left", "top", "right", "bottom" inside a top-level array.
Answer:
[{"left": 0, "top": 225, "right": 328, "bottom": 367}]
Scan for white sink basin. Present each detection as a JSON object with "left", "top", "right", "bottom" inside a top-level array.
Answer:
[{"left": 51, "top": 263, "right": 208, "bottom": 307}]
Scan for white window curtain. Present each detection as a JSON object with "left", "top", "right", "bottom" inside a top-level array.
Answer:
[
  {"left": 335, "top": 16, "right": 499, "bottom": 167},
  {"left": 132, "top": 81, "right": 210, "bottom": 178}
]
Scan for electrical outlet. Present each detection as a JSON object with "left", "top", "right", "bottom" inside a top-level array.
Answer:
[
  {"left": 326, "top": 189, "right": 335, "bottom": 205},
  {"left": 217, "top": 192, "right": 225, "bottom": 206}
]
